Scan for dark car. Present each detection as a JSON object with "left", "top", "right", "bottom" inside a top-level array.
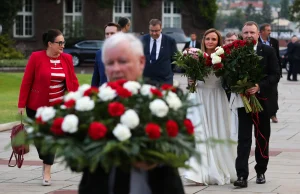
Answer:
[
  {"left": 280, "top": 48, "right": 289, "bottom": 71},
  {"left": 63, "top": 40, "right": 104, "bottom": 66}
]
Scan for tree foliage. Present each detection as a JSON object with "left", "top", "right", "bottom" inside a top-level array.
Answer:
[
  {"left": 280, "top": 0, "right": 290, "bottom": 19},
  {"left": 289, "top": 0, "right": 300, "bottom": 25},
  {"left": 261, "top": 0, "right": 272, "bottom": 24},
  {"left": 0, "top": 0, "right": 23, "bottom": 34}
]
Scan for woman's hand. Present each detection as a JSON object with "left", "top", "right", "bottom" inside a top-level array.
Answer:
[{"left": 18, "top": 108, "right": 24, "bottom": 115}]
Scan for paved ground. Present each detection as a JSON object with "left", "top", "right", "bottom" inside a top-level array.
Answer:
[{"left": 0, "top": 72, "right": 299, "bottom": 194}]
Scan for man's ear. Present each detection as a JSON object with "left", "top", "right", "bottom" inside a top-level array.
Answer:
[{"left": 140, "top": 55, "right": 146, "bottom": 71}]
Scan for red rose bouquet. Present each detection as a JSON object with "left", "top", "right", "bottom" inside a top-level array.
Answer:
[
  {"left": 215, "top": 39, "right": 264, "bottom": 113},
  {"left": 24, "top": 80, "right": 198, "bottom": 172}
]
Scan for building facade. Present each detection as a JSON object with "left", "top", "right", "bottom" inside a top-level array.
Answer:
[{"left": 12, "top": 0, "right": 209, "bottom": 54}]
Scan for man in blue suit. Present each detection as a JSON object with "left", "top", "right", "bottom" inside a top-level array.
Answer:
[
  {"left": 141, "top": 19, "right": 178, "bottom": 85},
  {"left": 91, "top": 22, "right": 121, "bottom": 87}
]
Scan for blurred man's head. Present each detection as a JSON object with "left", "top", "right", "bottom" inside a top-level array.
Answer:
[
  {"left": 291, "top": 35, "right": 298, "bottom": 43},
  {"left": 190, "top": 33, "right": 197, "bottom": 41},
  {"left": 224, "top": 32, "right": 238, "bottom": 45},
  {"left": 259, "top": 23, "right": 271, "bottom": 39},
  {"left": 102, "top": 33, "right": 145, "bottom": 82},
  {"left": 118, "top": 17, "right": 131, "bottom": 33},
  {"left": 104, "top": 22, "right": 121, "bottom": 39},
  {"left": 149, "top": 19, "right": 162, "bottom": 40},
  {"left": 242, "top": 21, "right": 259, "bottom": 43}
]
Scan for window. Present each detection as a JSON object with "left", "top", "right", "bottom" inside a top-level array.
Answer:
[
  {"left": 63, "top": 0, "right": 83, "bottom": 37},
  {"left": 162, "top": 1, "right": 181, "bottom": 28},
  {"left": 113, "top": 0, "right": 132, "bottom": 30},
  {"left": 14, "top": 0, "right": 34, "bottom": 38}
]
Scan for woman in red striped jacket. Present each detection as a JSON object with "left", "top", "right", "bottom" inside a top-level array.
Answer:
[{"left": 18, "top": 29, "right": 79, "bottom": 186}]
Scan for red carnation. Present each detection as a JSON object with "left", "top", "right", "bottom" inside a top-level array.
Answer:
[
  {"left": 145, "top": 123, "right": 161, "bottom": 139},
  {"left": 116, "top": 87, "right": 132, "bottom": 98},
  {"left": 161, "top": 84, "right": 176, "bottom": 92},
  {"left": 51, "top": 99, "right": 63, "bottom": 106},
  {"left": 83, "top": 87, "right": 99, "bottom": 96},
  {"left": 36, "top": 116, "right": 45, "bottom": 125},
  {"left": 88, "top": 122, "right": 107, "bottom": 140},
  {"left": 108, "top": 102, "right": 125, "bottom": 116},
  {"left": 116, "top": 79, "right": 127, "bottom": 86},
  {"left": 150, "top": 88, "right": 163, "bottom": 97},
  {"left": 184, "top": 119, "right": 194, "bottom": 135},
  {"left": 107, "top": 82, "right": 120, "bottom": 89},
  {"left": 213, "top": 63, "right": 224, "bottom": 70},
  {"left": 166, "top": 120, "right": 179, "bottom": 137},
  {"left": 64, "top": 99, "right": 76, "bottom": 108},
  {"left": 50, "top": 117, "right": 64, "bottom": 135}
]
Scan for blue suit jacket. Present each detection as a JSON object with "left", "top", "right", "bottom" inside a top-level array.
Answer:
[
  {"left": 141, "top": 34, "right": 178, "bottom": 85},
  {"left": 91, "top": 49, "right": 107, "bottom": 87}
]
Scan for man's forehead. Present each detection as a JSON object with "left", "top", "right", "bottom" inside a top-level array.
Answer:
[
  {"left": 242, "top": 25, "right": 258, "bottom": 32},
  {"left": 105, "top": 26, "right": 118, "bottom": 32},
  {"left": 149, "top": 24, "right": 161, "bottom": 29}
]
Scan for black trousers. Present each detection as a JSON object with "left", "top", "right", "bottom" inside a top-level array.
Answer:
[
  {"left": 26, "top": 107, "right": 55, "bottom": 165},
  {"left": 235, "top": 106, "right": 270, "bottom": 179},
  {"left": 288, "top": 60, "right": 298, "bottom": 80}
]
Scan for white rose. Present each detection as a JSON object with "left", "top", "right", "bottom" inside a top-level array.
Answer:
[
  {"left": 166, "top": 93, "right": 182, "bottom": 111},
  {"left": 98, "top": 86, "right": 117, "bottom": 101},
  {"left": 75, "top": 96, "right": 95, "bottom": 111},
  {"left": 41, "top": 107, "right": 56, "bottom": 122},
  {"left": 120, "top": 109, "right": 140, "bottom": 129},
  {"left": 140, "top": 84, "right": 155, "bottom": 97},
  {"left": 149, "top": 99, "right": 169, "bottom": 117},
  {"left": 35, "top": 106, "right": 46, "bottom": 118},
  {"left": 210, "top": 53, "right": 217, "bottom": 59},
  {"left": 26, "top": 127, "right": 34, "bottom": 134},
  {"left": 64, "top": 91, "right": 81, "bottom": 102},
  {"left": 113, "top": 124, "right": 132, "bottom": 141},
  {"left": 62, "top": 114, "right": 78, "bottom": 133},
  {"left": 212, "top": 55, "right": 222, "bottom": 64},
  {"left": 183, "top": 50, "right": 188, "bottom": 55},
  {"left": 215, "top": 46, "right": 224, "bottom": 55},
  {"left": 123, "top": 81, "right": 141, "bottom": 95},
  {"left": 78, "top": 84, "right": 91, "bottom": 95}
]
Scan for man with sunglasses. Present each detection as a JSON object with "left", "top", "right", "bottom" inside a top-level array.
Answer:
[{"left": 141, "top": 19, "right": 178, "bottom": 85}]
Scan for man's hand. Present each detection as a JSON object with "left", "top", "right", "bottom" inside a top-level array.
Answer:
[
  {"left": 18, "top": 108, "right": 24, "bottom": 115},
  {"left": 133, "top": 162, "right": 157, "bottom": 171},
  {"left": 246, "top": 84, "right": 260, "bottom": 95}
]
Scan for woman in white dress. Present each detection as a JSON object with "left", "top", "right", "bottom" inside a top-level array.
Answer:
[{"left": 184, "top": 28, "right": 237, "bottom": 185}]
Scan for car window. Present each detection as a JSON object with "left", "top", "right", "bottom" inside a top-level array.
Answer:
[
  {"left": 96, "top": 41, "right": 104, "bottom": 48},
  {"left": 77, "top": 41, "right": 98, "bottom": 48}
]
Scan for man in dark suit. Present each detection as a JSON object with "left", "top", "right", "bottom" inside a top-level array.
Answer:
[
  {"left": 79, "top": 33, "right": 185, "bottom": 194},
  {"left": 286, "top": 35, "right": 299, "bottom": 81},
  {"left": 234, "top": 21, "right": 280, "bottom": 188},
  {"left": 141, "top": 19, "right": 178, "bottom": 85},
  {"left": 258, "top": 23, "right": 280, "bottom": 123},
  {"left": 182, "top": 32, "right": 201, "bottom": 51},
  {"left": 91, "top": 22, "right": 121, "bottom": 87}
]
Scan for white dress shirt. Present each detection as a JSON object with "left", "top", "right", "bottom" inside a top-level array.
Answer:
[{"left": 150, "top": 33, "right": 162, "bottom": 60}]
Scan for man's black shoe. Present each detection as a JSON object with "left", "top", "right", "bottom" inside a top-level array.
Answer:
[
  {"left": 256, "top": 174, "right": 266, "bottom": 184},
  {"left": 233, "top": 177, "right": 248, "bottom": 188}
]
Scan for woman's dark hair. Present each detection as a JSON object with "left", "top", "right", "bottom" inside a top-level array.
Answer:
[
  {"left": 118, "top": 17, "right": 130, "bottom": 28},
  {"left": 42, "top": 29, "right": 63, "bottom": 47}
]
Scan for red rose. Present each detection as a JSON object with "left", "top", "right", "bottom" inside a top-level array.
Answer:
[
  {"left": 219, "top": 54, "right": 225, "bottom": 59},
  {"left": 166, "top": 120, "right": 179, "bottom": 137},
  {"left": 145, "top": 123, "right": 161, "bottom": 139},
  {"left": 36, "top": 116, "right": 45, "bottom": 125},
  {"left": 225, "top": 48, "right": 231, "bottom": 55},
  {"left": 252, "top": 39, "right": 256, "bottom": 45},
  {"left": 213, "top": 63, "right": 224, "bottom": 70},
  {"left": 116, "top": 87, "right": 132, "bottom": 98},
  {"left": 64, "top": 99, "right": 76, "bottom": 108},
  {"left": 108, "top": 102, "right": 125, "bottom": 116},
  {"left": 150, "top": 88, "right": 163, "bottom": 97},
  {"left": 234, "top": 42, "right": 239, "bottom": 48},
  {"left": 240, "top": 40, "right": 246, "bottom": 47},
  {"left": 161, "top": 84, "right": 176, "bottom": 92},
  {"left": 83, "top": 87, "right": 99, "bottom": 96},
  {"left": 205, "top": 58, "right": 212, "bottom": 66},
  {"left": 184, "top": 119, "right": 194, "bottom": 135},
  {"left": 88, "top": 122, "right": 107, "bottom": 140},
  {"left": 50, "top": 117, "right": 64, "bottom": 135}
]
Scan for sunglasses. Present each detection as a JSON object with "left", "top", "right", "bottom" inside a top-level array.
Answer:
[{"left": 52, "top": 41, "right": 66, "bottom": 46}]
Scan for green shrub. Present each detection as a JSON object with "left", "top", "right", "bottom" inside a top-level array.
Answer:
[{"left": 0, "top": 34, "right": 24, "bottom": 59}]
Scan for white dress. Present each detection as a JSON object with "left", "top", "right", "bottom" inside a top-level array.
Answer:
[{"left": 184, "top": 74, "right": 237, "bottom": 185}]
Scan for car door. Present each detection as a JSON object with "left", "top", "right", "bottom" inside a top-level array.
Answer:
[{"left": 77, "top": 41, "right": 100, "bottom": 62}]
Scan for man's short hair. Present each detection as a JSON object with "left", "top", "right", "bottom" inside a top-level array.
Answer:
[
  {"left": 104, "top": 22, "right": 121, "bottom": 31},
  {"left": 225, "top": 32, "right": 237, "bottom": 38},
  {"left": 259, "top": 23, "right": 271, "bottom": 32},
  {"left": 118, "top": 17, "right": 130, "bottom": 28},
  {"left": 149, "top": 19, "right": 162, "bottom": 27},
  {"left": 243, "top": 21, "right": 259, "bottom": 31}
]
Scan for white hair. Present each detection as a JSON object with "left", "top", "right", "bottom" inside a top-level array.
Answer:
[{"left": 102, "top": 32, "right": 144, "bottom": 62}]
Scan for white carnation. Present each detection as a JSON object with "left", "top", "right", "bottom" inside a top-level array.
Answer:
[
  {"left": 62, "top": 114, "right": 78, "bottom": 133},
  {"left": 166, "top": 92, "right": 182, "bottom": 111},
  {"left": 75, "top": 96, "right": 95, "bottom": 111},
  {"left": 173, "top": 80, "right": 180, "bottom": 87},
  {"left": 113, "top": 124, "right": 132, "bottom": 141},
  {"left": 215, "top": 46, "right": 224, "bottom": 55},
  {"left": 98, "top": 86, "right": 117, "bottom": 101},
  {"left": 78, "top": 84, "right": 91, "bottom": 95},
  {"left": 140, "top": 84, "right": 155, "bottom": 97},
  {"left": 41, "top": 107, "right": 56, "bottom": 122},
  {"left": 26, "top": 127, "right": 34, "bottom": 134},
  {"left": 149, "top": 99, "right": 169, "bottom": 117},
  {"left": 123, "top": 81, "right": 141, "bottom": 95},
  {"left": 120, "top": 109, "right": 140, "bottom": 129},
  {"left": 64, "top": 91, "right": 81, "bottom": 102},
  {"left": 212, "top": 55, "right": 222, "bottom": 64},
  {"left": 35, "top": 106, "right": 46, "bottom": 118}
]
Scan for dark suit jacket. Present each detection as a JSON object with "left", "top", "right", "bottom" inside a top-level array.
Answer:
[
  {"left": 79, "top": 165, "right": 185, "bottom": 194},
  {"left": 141, "top": 34, "right": 178, "bottom": 85},
  {"left": 91, "top": 49, "right": 107, "bottom": 87},
  {"left": 182, "top": 40, "right": 201, "bottom": 51},
  {"left": 256, "top": 43, "right": 280, "bottom": 109}
]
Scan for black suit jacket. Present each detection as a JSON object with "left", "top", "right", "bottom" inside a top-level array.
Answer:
[
  {"left": 78, "top": 165, "right": 185, "bottom": 194},
  {"left": 256, "top": 43, "right": 280, "bottom": 103},
  {"left": 182, "top": 40, "right": 201, "bottom": 51},
  {"left": 141, "top": 34, "right": 178, "bottom": 85}
]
